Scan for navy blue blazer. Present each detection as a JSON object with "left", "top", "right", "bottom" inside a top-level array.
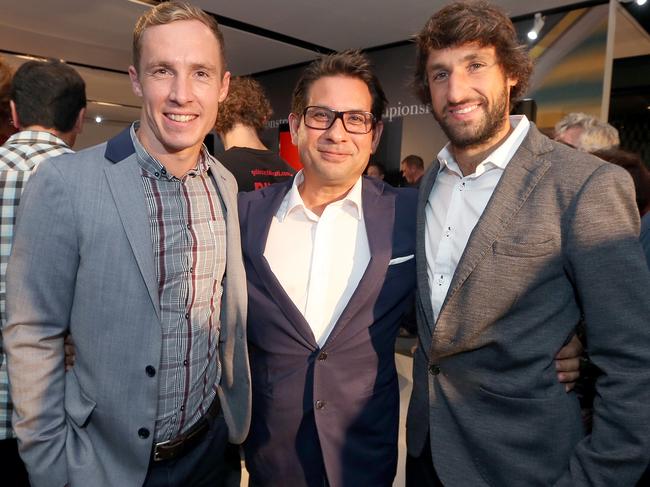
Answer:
[{"left": 239, "top": 176, "right": 417, "bottom": 487}]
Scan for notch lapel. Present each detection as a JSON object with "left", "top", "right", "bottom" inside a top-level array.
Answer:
[
  {"left": 436, "top": 129, "right": 553, "bottom": 325},
  {"left": 416, "top": 163, "right": 441, "bottom": 333},
  {"left": 325, "top": 178, "right": 394, "bottom": 345},
  {"left": 245, "top": 183, "right": 318, "bottom": 350},
  {"left": 104, "top": 158, "right": 160, "bottom": 319}
]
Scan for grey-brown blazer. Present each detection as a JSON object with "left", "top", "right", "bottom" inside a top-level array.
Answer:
[
  {"left": 2, "top": 128, "right": 251, "bottom": 487},
  {"left": 406, "top": 124, "right": 650, "bottom": 486}
]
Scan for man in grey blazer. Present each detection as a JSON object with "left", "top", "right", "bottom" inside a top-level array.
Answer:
[
  {"left": 2, "top": 3, "right": 250, "bottom": 487},
  {"left": 406, "top": 2, "right": 650, "bottom": 486}
]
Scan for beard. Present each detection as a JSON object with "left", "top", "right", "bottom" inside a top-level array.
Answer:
[{"left": 434, "top": 87, "right": 509, "bottom": 149}]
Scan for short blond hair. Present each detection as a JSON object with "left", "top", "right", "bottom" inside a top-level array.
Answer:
[{"left": 132, "top": 1, "right": 226, "bottom": 71}]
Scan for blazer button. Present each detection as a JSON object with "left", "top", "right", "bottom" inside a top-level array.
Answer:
[
  {"left": 315, "top": 400, "right": 325, "bottom": 410},
  {"left": 138, "top": 428, "right": 150, "bottom": 439},
  {"left": 145, "top": 365, "right": 156, "bottom": 377},
  {"left": 318, "top": 352, "right": 328, "bottom": 361},
  {"left": 429, "top": 364, "right": 441, "bottom": 375}
]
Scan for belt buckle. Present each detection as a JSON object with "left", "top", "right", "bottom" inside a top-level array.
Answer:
[{"left": 152, "top": 437, "right": 183, "bottom": 462}]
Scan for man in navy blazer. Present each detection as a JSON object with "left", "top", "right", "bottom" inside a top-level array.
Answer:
[{"left": 238, "top": 50, "right": 417, "bottom": 487}]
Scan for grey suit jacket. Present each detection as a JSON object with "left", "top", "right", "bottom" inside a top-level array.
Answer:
[
  {"left": 2, "top": 128, "right": 251, "bottom": 487},
  {"left": 406, "top": 125, "right": 650, "bottom": 486}
]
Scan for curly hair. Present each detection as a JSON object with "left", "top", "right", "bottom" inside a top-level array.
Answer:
[
  {"left": 414, "top": 0, "right": 533, "bottom": 105},
  {"left": 291, "top": 49, "right": 388, "bottom": 122},
  {"left": 215, "top": 76, "right": 273, "bottom": 134}
]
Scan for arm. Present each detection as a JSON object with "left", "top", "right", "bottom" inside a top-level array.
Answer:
[
  {"left": 556, "top": 164, "right": 650, "bottom": 486},
  {"left": 2, "top": 161, "right": 79, "bottom": 487}
]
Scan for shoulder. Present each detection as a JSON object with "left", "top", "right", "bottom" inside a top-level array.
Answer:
[{"left": 238, "top": 177, "right": 292, "bottom": 207}]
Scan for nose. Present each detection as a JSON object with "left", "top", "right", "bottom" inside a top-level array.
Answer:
[
  {"left": 323, "top": 116, "right": 348, "bottom": 143},
  {"left": 170, "top": 75, "right": 192, "bottom": 105},
  {"left": 446, "top": 69, "right": 469, "bottom": 104}
]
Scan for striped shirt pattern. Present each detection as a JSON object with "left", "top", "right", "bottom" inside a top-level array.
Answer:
[
  {"left": 0, "top": 130, "right": 72, "bottom": 439},
  {"left": 131, "top": 126, "right": 226, "bottom": 442}
]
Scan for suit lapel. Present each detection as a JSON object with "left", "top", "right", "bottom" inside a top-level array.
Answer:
[
  {"left": 437, "top": 126, "right": 553, "bottom": 320},
  {"left": 103, "top": 127, "right": 160, "bottom": 319},
  {"left": 325, "top": 178, "right": 394, "bottom": 345},
  {"left": 245, "top": 182, "right": 319, "bottom": 350},
  {"left": 416, "top": 163, "right": 440, "bottom": 333},
  {"left": 104, "top": 157, "right": 160, "bottom": 319}
]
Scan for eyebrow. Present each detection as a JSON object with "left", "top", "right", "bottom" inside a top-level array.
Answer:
[
  {"left": 144, "top": 60, "right": 218, "bottom": 72},
  {"left": 427, "top": 52, "right": 490, "bottom": 71}
]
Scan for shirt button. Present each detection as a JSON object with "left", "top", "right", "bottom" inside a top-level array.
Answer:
[
  {"left": 186, "top": 224, "right": 191, "bottom": 230},
  {"left": 315, "top": 400, "right": 325, "bottom": 410},
  {"left": 145, "top": 365, "right": 156, "bottom": 377},
  {"left": 185, "top": 313, "right": 190, "bottom": 320},
  {"left": 138, "top": 428, "right": 150, "bottom": 439},
  {"left": 318, "top": 352, "right": 328, "bottom": 361},
  {"left": 161, "top": 168, "right": 167, "bottom": 175},
  {"left": 429, "top": 364, "right": 441, "bottom": 375},
  {"left": 189, "top": 267, "right": 194, "bottom": 273},
  {"left": 183, "top": 360, "right": 188, "bottom": 366},
  {"left": 154, "top": 172, "right": 159, "bottom": 177},
  {"left": 180, "top": 405, "right": 185, "bottom": 412}
]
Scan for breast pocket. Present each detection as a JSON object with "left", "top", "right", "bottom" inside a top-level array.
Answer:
[{"left": 492, "top": 238, "right": 556, "bottom": 258}]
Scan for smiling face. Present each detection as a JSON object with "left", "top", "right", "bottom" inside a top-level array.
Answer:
[
  {"left": 289, "top": 75, "right": 383, "bottom": 192},
  {"left": 128, "top": 19, "right": 229, "bottom": 167},
  {"left": 426, "top": 43, "right": 517, "bottom": 151}
]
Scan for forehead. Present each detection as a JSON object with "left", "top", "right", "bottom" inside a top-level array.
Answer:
[
  {"left": 139, "top": 19, "right": 221, "bottom": 67},
  {"left": 306, "top": 75, "right": 372, "bottom": 111},
  {"left": 426, "top": 42, "right": 498, "bottom": 67}
]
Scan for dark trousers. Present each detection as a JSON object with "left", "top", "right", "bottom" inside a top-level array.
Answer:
[
  {"left": 143, "top": 413, "right": 229, "bottom": 487},
  {"left": 0, "top": 438, "right": 31, "bottom": 486},
  {"left": 405, "top": 437, "right": 444, "bottom": 487}
]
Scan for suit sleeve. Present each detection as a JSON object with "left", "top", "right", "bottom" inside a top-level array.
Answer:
[
  {"left": 557, "top": 163, "right": 650, "bottom": 486},
  {"left": 2, "top": 161, "right": 79, "bottom": 487}
]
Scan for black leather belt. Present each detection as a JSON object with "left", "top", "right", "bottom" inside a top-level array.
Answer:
[{"left": 151, "top": 397, "right": 221, "bottom": 462}]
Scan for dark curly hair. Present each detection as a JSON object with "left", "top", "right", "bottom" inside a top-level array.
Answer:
[
  {"left": 215, "top": 76, "right": 273, "bottom": 134},
  {"left": 414, "top": 0, "right": 533, "bottom": 105}
]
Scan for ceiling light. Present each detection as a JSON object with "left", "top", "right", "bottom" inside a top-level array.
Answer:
[
  {"left": 95, "top": 116, "right": 103, "bottom": 124},
  {"left": 636, "top": 0, "right": 647, "bottom": 6},
  {"left": 527, "top": 13, "right": 545, "bottom": 41}
]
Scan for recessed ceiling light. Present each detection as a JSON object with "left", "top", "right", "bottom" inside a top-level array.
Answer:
[{"left": 95, "top": 116, "right": 103, "bottom": 123}]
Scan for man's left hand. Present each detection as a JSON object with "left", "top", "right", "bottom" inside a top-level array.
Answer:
[{"left": 555, "top": 334, "right": 583, "bottom": 392}]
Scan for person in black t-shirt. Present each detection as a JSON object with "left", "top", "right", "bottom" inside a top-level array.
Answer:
[{"left": 215, "top": 77, "right": 295, "bottom": 192}]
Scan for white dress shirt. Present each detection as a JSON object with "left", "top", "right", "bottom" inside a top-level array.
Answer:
[
  {"left": 425, "top": 115, "right": 530, "bottom": 321},
  {"left": 264, "top": 172, "right": 370, "bottom": 346}
]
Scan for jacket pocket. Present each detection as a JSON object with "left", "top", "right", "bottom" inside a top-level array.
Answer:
[
  {"left": 492, "top": 238, "right": 556, "bottom": 258},
  {"left": 64, "top": 372, "right": 96, "bottom": 428}
]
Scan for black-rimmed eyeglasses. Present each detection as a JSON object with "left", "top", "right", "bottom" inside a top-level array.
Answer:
[{"left": 302, "top": 106, "right": 376, "bottom": 134}]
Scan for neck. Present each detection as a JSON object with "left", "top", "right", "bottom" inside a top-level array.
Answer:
[
  {"left": 451, "top": 118, "right": 513, "bottom": 176},
  {"left": 298, "top": 176, "right": 357, "bottom": 217},
  {"left": 221, "top": 124, "right": 268, "bottom": 151},
  {"left": 22, "top": 125, "right": 74, "bottom": 147},
  {"left": 136, "top": 130, "right": 201, "bottom": 179}
]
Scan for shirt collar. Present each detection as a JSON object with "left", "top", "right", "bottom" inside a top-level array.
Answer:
[
  {"left": 6, "top": 130, "right": 70, "bottom": 149},
  {"left": 437, "top": 115, "right": 530, "bottom": 178},
  {"left": 129, "top": 121, "right": 209, "bottom": 180},
  {"left": 276, "top": 170, "right": 364, "bottom": 222}
]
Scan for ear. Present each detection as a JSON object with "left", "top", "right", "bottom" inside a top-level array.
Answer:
[
  {"left": 74, "top": 107, "right": 86, "bottom": 134},
  {"left": 128, "top": 66, "right": 143, "bottom": 97},
  {"left": 9, "top": 100, "right": 19, "bottom": 129},
  {"left": 218, "top": 71, "right": 231, "bottom": 103},
  {"left": 288, "top": 112, "right": 301, "bottom": 146},
  {"left": 370, "top": 121, "right": 384, "bottom": 154}
]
